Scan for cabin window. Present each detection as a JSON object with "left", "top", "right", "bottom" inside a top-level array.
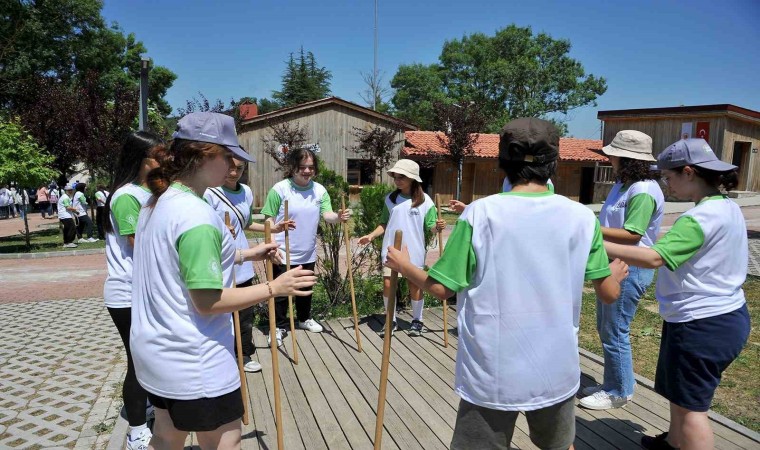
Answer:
[{"left": 347, "top": 159, "right": 375, "bottom": 185}]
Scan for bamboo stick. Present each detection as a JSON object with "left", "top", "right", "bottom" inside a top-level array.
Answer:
[
  {"left": 342, "top": 195, "right": 362, "bottom": 352},
  {"left": 225, "top": 212, "right": 250, "bottom": 425},
  {"left": 265, "top": 221, "right": 284, "bottom": 450},
  {"left": 284, "top": 200, "right": 298, "bottom": 364},
  {"left": 374, "top": 230, "right": 403, "bottom": 450},
  {"left": 435, "top": 194, "right": 448, "bottom": 348}
]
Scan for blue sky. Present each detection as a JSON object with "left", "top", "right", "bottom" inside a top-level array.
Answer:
[{"left": 102, "top": 0, "right": 760, "bottom": 139}]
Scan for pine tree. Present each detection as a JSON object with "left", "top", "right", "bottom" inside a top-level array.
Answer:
[{"left": 272, "top": 47, "right": 332, "bottom": 107}]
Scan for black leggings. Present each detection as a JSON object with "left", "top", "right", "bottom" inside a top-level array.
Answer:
[
  {"left": 77, "top": 215, "right": 94, "bottom": 239},
  {"left": 236, "top": 278, "right": 256, "bottom": 357},
  {"left": 107, "top": 307, "right": 149, "bottom": 426},
  {"left": 60, "top": 218, "right": 76, "bottom": 244},
  {"left": 273, "top": 262, "right": 315, "bottom": 328}
]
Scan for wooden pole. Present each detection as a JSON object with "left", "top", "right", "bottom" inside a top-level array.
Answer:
[
  {"left": 374, "top": 230, "right": 402, "bottom": 450},
  {"left": 284, "top": 200, "right": 298, "bottom": 364},
  {"left": 225, "top": 212, "right": 250, "bottom": 425},
  {"left": 342, "top": 195, "right": 362, "bottom": 352},
  {"left": 435, "top": 194, "right": 448, "bottom": 348},
  {"left": 265, "top": 221, "right": 284, "bottom": 450}
]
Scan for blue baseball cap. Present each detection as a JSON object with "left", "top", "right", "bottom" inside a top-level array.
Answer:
[
  {"left": 657, "top": 138, "right": 736, "bottom": 172},
  {"left": 173, "top": 112, "right": 254, "bottom": 162}
]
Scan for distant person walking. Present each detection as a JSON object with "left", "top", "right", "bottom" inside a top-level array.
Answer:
[
  {"left": 36, "top": 185, "right": 51, "bottom": 219},
  {"left": 58, "top": 185, "right": 78, "bottom": 248},
  {"left": 95, "top": 184, "right": 109, "bottom": 240},
  {"left": 73, "top": 183, "right": 97, "bottom": 243}
]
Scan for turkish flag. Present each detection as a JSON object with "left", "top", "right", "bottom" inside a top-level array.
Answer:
[{"left": 696, "top": 122, "right": 710, "bottom": 142}]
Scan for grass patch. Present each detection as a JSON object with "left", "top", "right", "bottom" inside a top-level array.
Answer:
[
  {"left": 0, "top": 226, "right": 104, "bottom": 254},
  {"left": 579, "top": 274, "right": 760, "bottom": 432}
]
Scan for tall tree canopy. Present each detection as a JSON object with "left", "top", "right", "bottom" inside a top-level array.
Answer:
[
  {"left": 272, "top": 47, "right": 332, "bottom": 107},
  {"left": 0, "top": 0, "right": 177, "bottom": 180},
  {"left": 391, "top": 25, "right": 607, "bottom": 133}
]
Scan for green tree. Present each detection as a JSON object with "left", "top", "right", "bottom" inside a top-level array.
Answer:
[
  {"left": 391, "top": 25, "right": 607, "bottom": 133},
  {"left": 0, "top": 118, "right": 59, "bottom": 250},
  {"left": 272, "top": 47, "right": 332, "bottom": 107}
]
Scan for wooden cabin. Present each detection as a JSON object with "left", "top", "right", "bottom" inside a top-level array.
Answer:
[
  {"left": 598, "top": 104, "right": 760, "bottom": 192},
  {"left": 402, "top": 131, "right": 609, "bottom": 204},
  {"left": 237, "top": 97, "right": 416, "bottom": 206}
]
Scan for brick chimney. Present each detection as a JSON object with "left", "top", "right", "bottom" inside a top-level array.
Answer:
[{"left": 239, "top": 103, "right": 258, "bottom": 120}]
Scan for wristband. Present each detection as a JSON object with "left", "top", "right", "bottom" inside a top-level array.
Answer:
[{"left": 265, "top": 281, "right": 273, "bottom": 297}]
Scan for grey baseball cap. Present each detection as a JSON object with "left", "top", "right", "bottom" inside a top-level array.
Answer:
[
  {"left": 172, "top": 112, "right": 254, "bottom": 162},
  {"left": 657, "top": 138, "right": 736, "bottom": 171}
]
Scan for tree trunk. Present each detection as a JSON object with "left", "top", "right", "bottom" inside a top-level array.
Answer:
[{"left": 456, "top": 158, "right": 463, "bottom": 200}]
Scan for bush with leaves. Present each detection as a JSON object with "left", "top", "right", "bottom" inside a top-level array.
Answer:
[{"left": 353, "top": 183, "right": 394, "bottom": 272}]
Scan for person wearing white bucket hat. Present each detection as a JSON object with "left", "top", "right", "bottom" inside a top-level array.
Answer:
[
  {"left": 605, "top": 138, "right": 749, "bottom": 450},
  {"left": 580, "top": 130, "right": 665, "bottom": 411},
  {"left": 358, "top": 159, "right": 446, "bottom": 336}
]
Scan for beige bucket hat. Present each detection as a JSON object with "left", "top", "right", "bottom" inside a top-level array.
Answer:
[
  {"left": 602, "top": 130, "right": 656, "bottom": 161},
  {"left": 388, "top": 159, "right": 422, "bottom": 182}
]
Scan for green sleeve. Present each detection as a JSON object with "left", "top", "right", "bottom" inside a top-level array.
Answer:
[
  {"left": 77, "top": 193, "right": 88, "bottom": 207},
  {"left": 652, "top": 216, "right": 704, "bottom": 271},
  {"left": 62, "top": 198, "right": 71, "bottom": 207},
  {"left": 548, "top": 182, "right": 555, "bottom": 193},
  {"left": 623, "top": 193, "right": 656, "bottom": 236},
  {"left": 176, "top": 225, "right": 223, "bottom": 290},
  {"left": 379, "top": 203, "right": 390, "bottom": 224},
  {"left": 424, "top": 205, "right": 438, "bottom": 231},
  {"left": 111, "top": 194, "right": 141, "bottom": 236},
  {"left": 428, "top": 220, "right": 477, "bottom": 292},
  {"left": 586, "top": 219, "right": 612, "bottom": 280},
  {"left": 320, "top": 191, "right": 333, "bottom": 214},
  {"left": 260, "top": 189, "right": 282, "bottom": 218}
]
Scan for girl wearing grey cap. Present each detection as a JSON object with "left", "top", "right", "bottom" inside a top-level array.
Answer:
[
  {"left": 130, "top": 112, "right": 316, "bottom": 449},
  {"left": 580, "top": 130, "right": 664, "bottom": 411},
  {"left": 605, "top": 138, "right": 750, "bottom": 450}
]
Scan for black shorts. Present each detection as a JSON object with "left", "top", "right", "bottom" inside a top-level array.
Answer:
[
  {"left": 655, "top": 304, "right": 750, "bottom": 412},
  {"left": 147, "top": 388, "right": 243, "bottom": 432}
]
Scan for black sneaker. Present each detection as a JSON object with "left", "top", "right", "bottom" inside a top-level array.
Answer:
[
  {"left": 641, "top": 432, "right": 678, "bottom": 449},
  {"left": 379, "top": 321, "right": 397, "bottom": 338},
  {"left": 408, "top": 320, "right": 426, "bottom": 337}
]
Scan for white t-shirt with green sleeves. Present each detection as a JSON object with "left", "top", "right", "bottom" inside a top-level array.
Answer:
[
  {"left": 57, "top": 193, "right": 73, "bottom": 219},
  {"left": 104, "top": 183, "right": 152, "bottom": 308},
  {"left": 95, "top": 190, "right": 109, "bottom": 207},
  {"left": 261, "top": 179, "right": 332, "bottom": 265},
  {"left": 131, "top": 183, "right": 238, "bottom": 400},
  {"left": 652, "top": 196, "right": 747, "bottom": 323},
  {"left": 204, "top": 184, "right": 256, "bottom": 284},
  {"left": 600, "top": 180, "right": 664, "bottom": 248},
  {"left": 72, "top": 191, "right": 88, "bottom": 217},
  {"left": 502, "top": 177, "right": 554, "bottom": 193},
  {"left": 428, "top": 191, "right": 611, "bottom": 411},
  {"left": 380, "top": 192, "right": 437, "bottom": 269}
]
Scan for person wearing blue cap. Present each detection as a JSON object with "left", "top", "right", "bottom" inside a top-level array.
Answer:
[
  {"left": 605, "top": 138, "right": 751, "bottom": 450},
  {"left": 130, "top": 112, "right": 316, "bottom": 449}
]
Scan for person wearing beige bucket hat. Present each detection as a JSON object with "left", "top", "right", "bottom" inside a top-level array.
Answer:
[
  {"left": 580, "top": 130, "right": 665, "bottom": 411},
  {"left": 358, "top": 159, "right": 445, "bottom": 337}
]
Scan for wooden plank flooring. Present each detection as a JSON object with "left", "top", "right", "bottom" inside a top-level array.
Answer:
[{"left": 185, "top": 306, "right": 759, "bottom": 449}]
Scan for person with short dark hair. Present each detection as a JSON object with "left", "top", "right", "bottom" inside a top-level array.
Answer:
[
  {"left": 73, "top": 182, "right": 97, "bottom": 242},
  {"left": 605, "top": 138, "right": 750, "bottom": 450},
  {"left": 260, "top": 146, "right": 350, "bottom": 345},
  {"left": 385, "top": 118, "right": 628, "bottom": 450},
  {"left": 58, "top": 185, "right": 78, "bottom": 247},
  {"left": 95, "top": 184, "right": 109, "bottom": 239}
]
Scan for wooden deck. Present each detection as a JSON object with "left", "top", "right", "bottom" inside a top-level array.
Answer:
[{"left": 188, "top": 306, "right": 759, "bottom": 449}]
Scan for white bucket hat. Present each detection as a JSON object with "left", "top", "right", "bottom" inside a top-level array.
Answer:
[
  {"left": 388, "top": 159, "right": 422, "bottom": 182},
  {"left": 602, "top": 130, "right": 656, "bottom": 162}
]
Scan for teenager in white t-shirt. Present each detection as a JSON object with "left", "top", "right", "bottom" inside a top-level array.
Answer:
[
  {"left": 130, "top": 112, "right": 316, "bottom": 449},
  {"left": 103, "top": 131, "right": 167, "bottom": 450},
  {"left": 605, "top": 138, "right": 750, "bottom": 450},
  {"left": 73, "top": 183, "right": 97, "bottom": 242},
  {"left": 386, "top": 118, "right": 628, "bottom": 450},
  {"left": 358, "top": 159, "right": 446, "bottom": 337},
  {"left": 579, "top": 130, "right": 665, "bottom": 411},
  {"left": 204, "top": 157, "right": 293, "bottom": 372},
  {"left": 95, "top": 184, "right": 109, "bottom": 240},
  {"left": 58, "top": 185, "right": 77, "bottom": 247},
  {"left": 261, "top": 147, "right": 350, "bottom": 345}
]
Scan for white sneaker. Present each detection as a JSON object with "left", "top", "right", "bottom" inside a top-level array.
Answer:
[
  {"left": 78, "top": 238, "right": 88, "bottom": 244},
  {"left": 579, "top": 390, "right": 630, "bottom": 410},
  {"left": 243, "top": 358, "right": 262, "bottom": 373},
  {"left": 63, "top": 243, "right": 78, "bottom": 248},
  {"left": 126, "top": 427, "right": 152, "bottom": 450},
  {"left": 297, "top": 318, "right": 323, "bottom": 333},
  {"left": 87, "top": 237, "right": 98, "bottom": 242},
  {"left": 267, "top": 328, "right": 284, "bottom": 347}
]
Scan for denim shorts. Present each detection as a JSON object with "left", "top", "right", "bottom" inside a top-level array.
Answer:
[
  {"left": 451, "top": 396, "right": 575, "bottom": 450},
  {"left": 655, "top": 304, "right": 750, "bottom": 412}
]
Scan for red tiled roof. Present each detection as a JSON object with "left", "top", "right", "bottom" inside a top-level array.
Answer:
[{"left": 402, "top": 131, "right": 607, "bottom": 162}]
